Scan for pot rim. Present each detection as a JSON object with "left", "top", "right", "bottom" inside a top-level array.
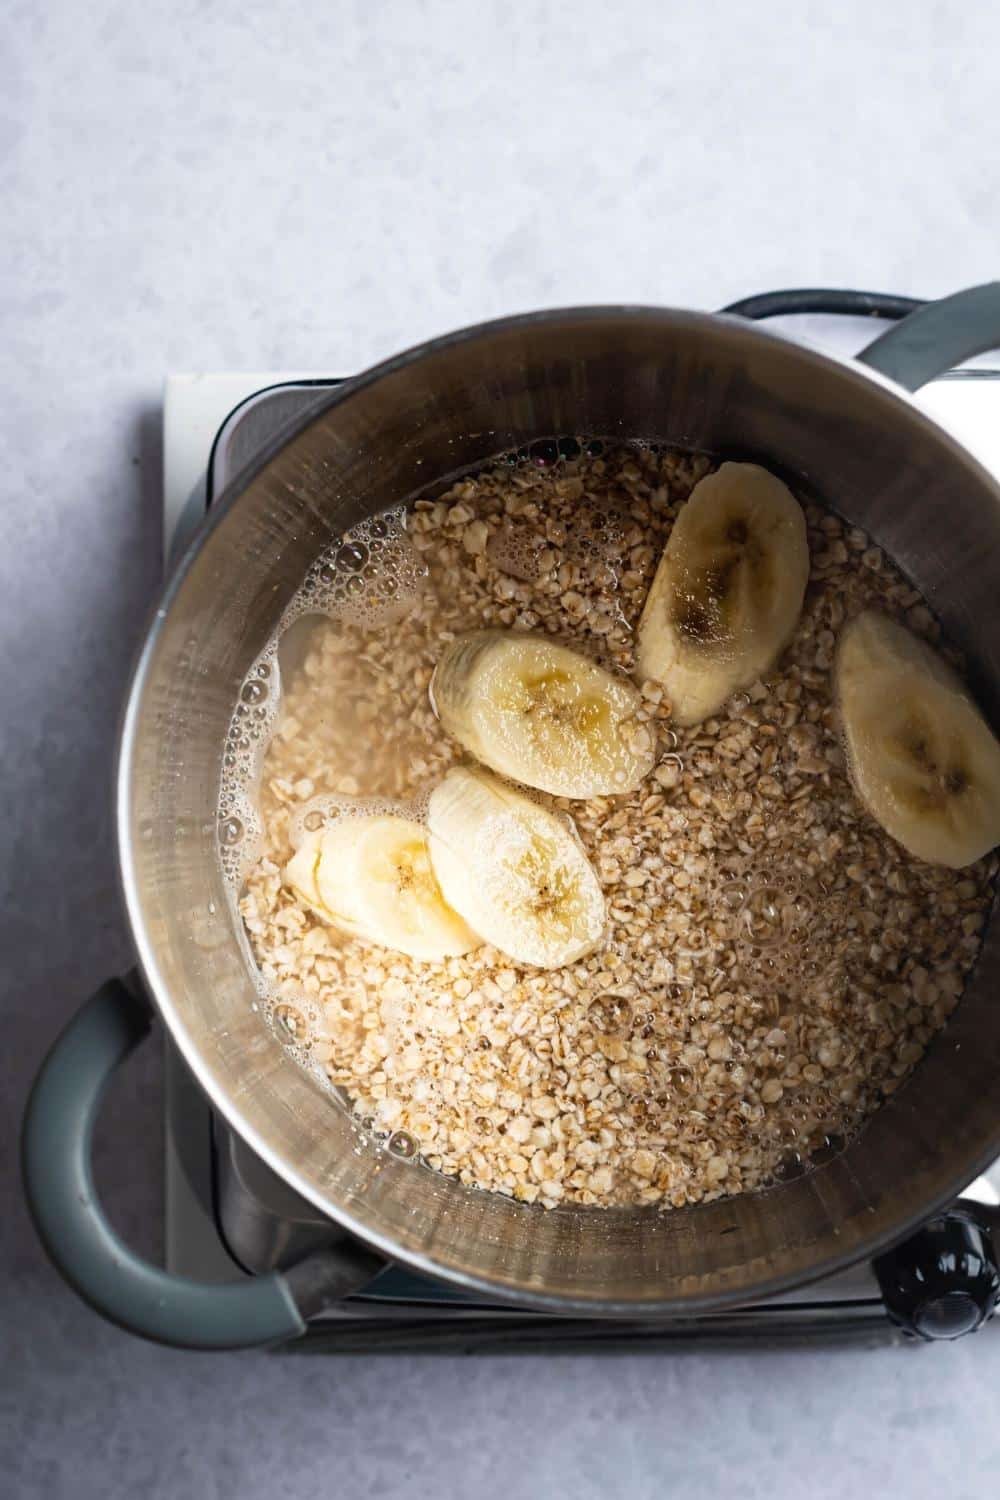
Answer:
[{"left": 117, "top": 304, "right": 1000, "bottom": 1314}]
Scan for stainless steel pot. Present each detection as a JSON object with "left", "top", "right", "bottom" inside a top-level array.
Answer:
[{"left": 23, "top": 287, "right": 1000, "bottom": 1347}]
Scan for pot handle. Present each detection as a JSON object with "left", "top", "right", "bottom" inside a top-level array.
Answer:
[
  {"left": 857, "top": 282, "right": 1000, "bottom": 391},
  {"left": 22, "top": 977, "right": 382, "bottom": 1349}
]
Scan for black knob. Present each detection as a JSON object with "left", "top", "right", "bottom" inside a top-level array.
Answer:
[{"left": 874, "top": 1209, "right": 1000, "bottom": 1341}]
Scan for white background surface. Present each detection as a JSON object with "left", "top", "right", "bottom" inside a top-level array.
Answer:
[{"left": 4, "top": 2, "right": 1000, "bottom": 1496}]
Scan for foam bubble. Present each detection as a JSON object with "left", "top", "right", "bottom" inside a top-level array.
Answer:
[
  {"left": 724, "top": 866, "right": 824, "bottom": 1009},
  {"left": 486, "top": 523, "right": 546, "bottom": 582},
  {"left": 287, "top": 792, "right": 417, "bottom": 849},
  {"left": 217, "top": 506, "right": 431, "bottom": 895},
  {"left": 280, "top": 506, "right": 429, "bottom": 635},
  {"left": 217, "top": 643, "right": 281, "bottom": 890},
  {"left": 217, "top": 786, "right": 265, "bottom": 889}
]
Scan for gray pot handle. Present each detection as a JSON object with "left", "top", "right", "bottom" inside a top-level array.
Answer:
[
  {"left": 22, "top": 978, "right": 382, "bottom": 1349},
  {"left": 858, "top": 281, "right": 1000, "bottom": 391}
]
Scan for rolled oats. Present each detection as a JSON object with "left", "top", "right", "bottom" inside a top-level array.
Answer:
[{"left": 239, "top": 443, "right": 994, "bottom": 1210}]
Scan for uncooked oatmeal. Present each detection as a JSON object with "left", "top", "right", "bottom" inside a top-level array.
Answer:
[{"left": 235, "top": 441, "right": 995, "bottom": 1210}]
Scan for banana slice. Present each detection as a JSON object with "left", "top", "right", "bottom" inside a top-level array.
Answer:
[
  {"left": 284, "top": 815, "right": 482, "bottom": 961},
  {"left": 636, "top": 462, "right": 809, "bottom": 725},
  {"left": 427, "top": 766, "right": 606, "bottom": 968},
  {"left": 835, "top": 610, "right": 1000, "bottom": 869},
  {"left": 431, "top": 630, "right": 654, "bottom": 798}
]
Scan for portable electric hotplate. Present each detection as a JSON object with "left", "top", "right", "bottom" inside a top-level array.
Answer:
[{"left": 160, "top": 293, "right": 1000, "bottom": 1352}]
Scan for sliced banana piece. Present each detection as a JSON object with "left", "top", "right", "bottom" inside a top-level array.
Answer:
[
  {"left": 427, "top": 766, "right": 606, "bottom": 969},
  {"left": 835, "top": 610, "right": 1000, "bottom": 869},
  {"left": 284, "top": 835, "right": 325, "bottom": 910},
  {"left": 636, "top": 462, "right": 809, "bottom": 725},
  {"left": 431, "top": 630, "right": 654, "bottom": 798},
  {"left": 284, "top": 815, "right": 481, "bottom": 961}
]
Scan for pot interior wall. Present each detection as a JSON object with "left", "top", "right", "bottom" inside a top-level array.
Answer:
[{"left": 124, "top": 309, "right": 1000, "bottom": 1309}]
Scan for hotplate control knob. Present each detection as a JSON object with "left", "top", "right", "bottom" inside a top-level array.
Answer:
[{"left": 874, "top": 1209, "right": 1000, "bottom": 1341}]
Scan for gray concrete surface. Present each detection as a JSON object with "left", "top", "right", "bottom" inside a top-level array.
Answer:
[{"left": 4, "top": 2, "right": 1000, "bottom": 1496}]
